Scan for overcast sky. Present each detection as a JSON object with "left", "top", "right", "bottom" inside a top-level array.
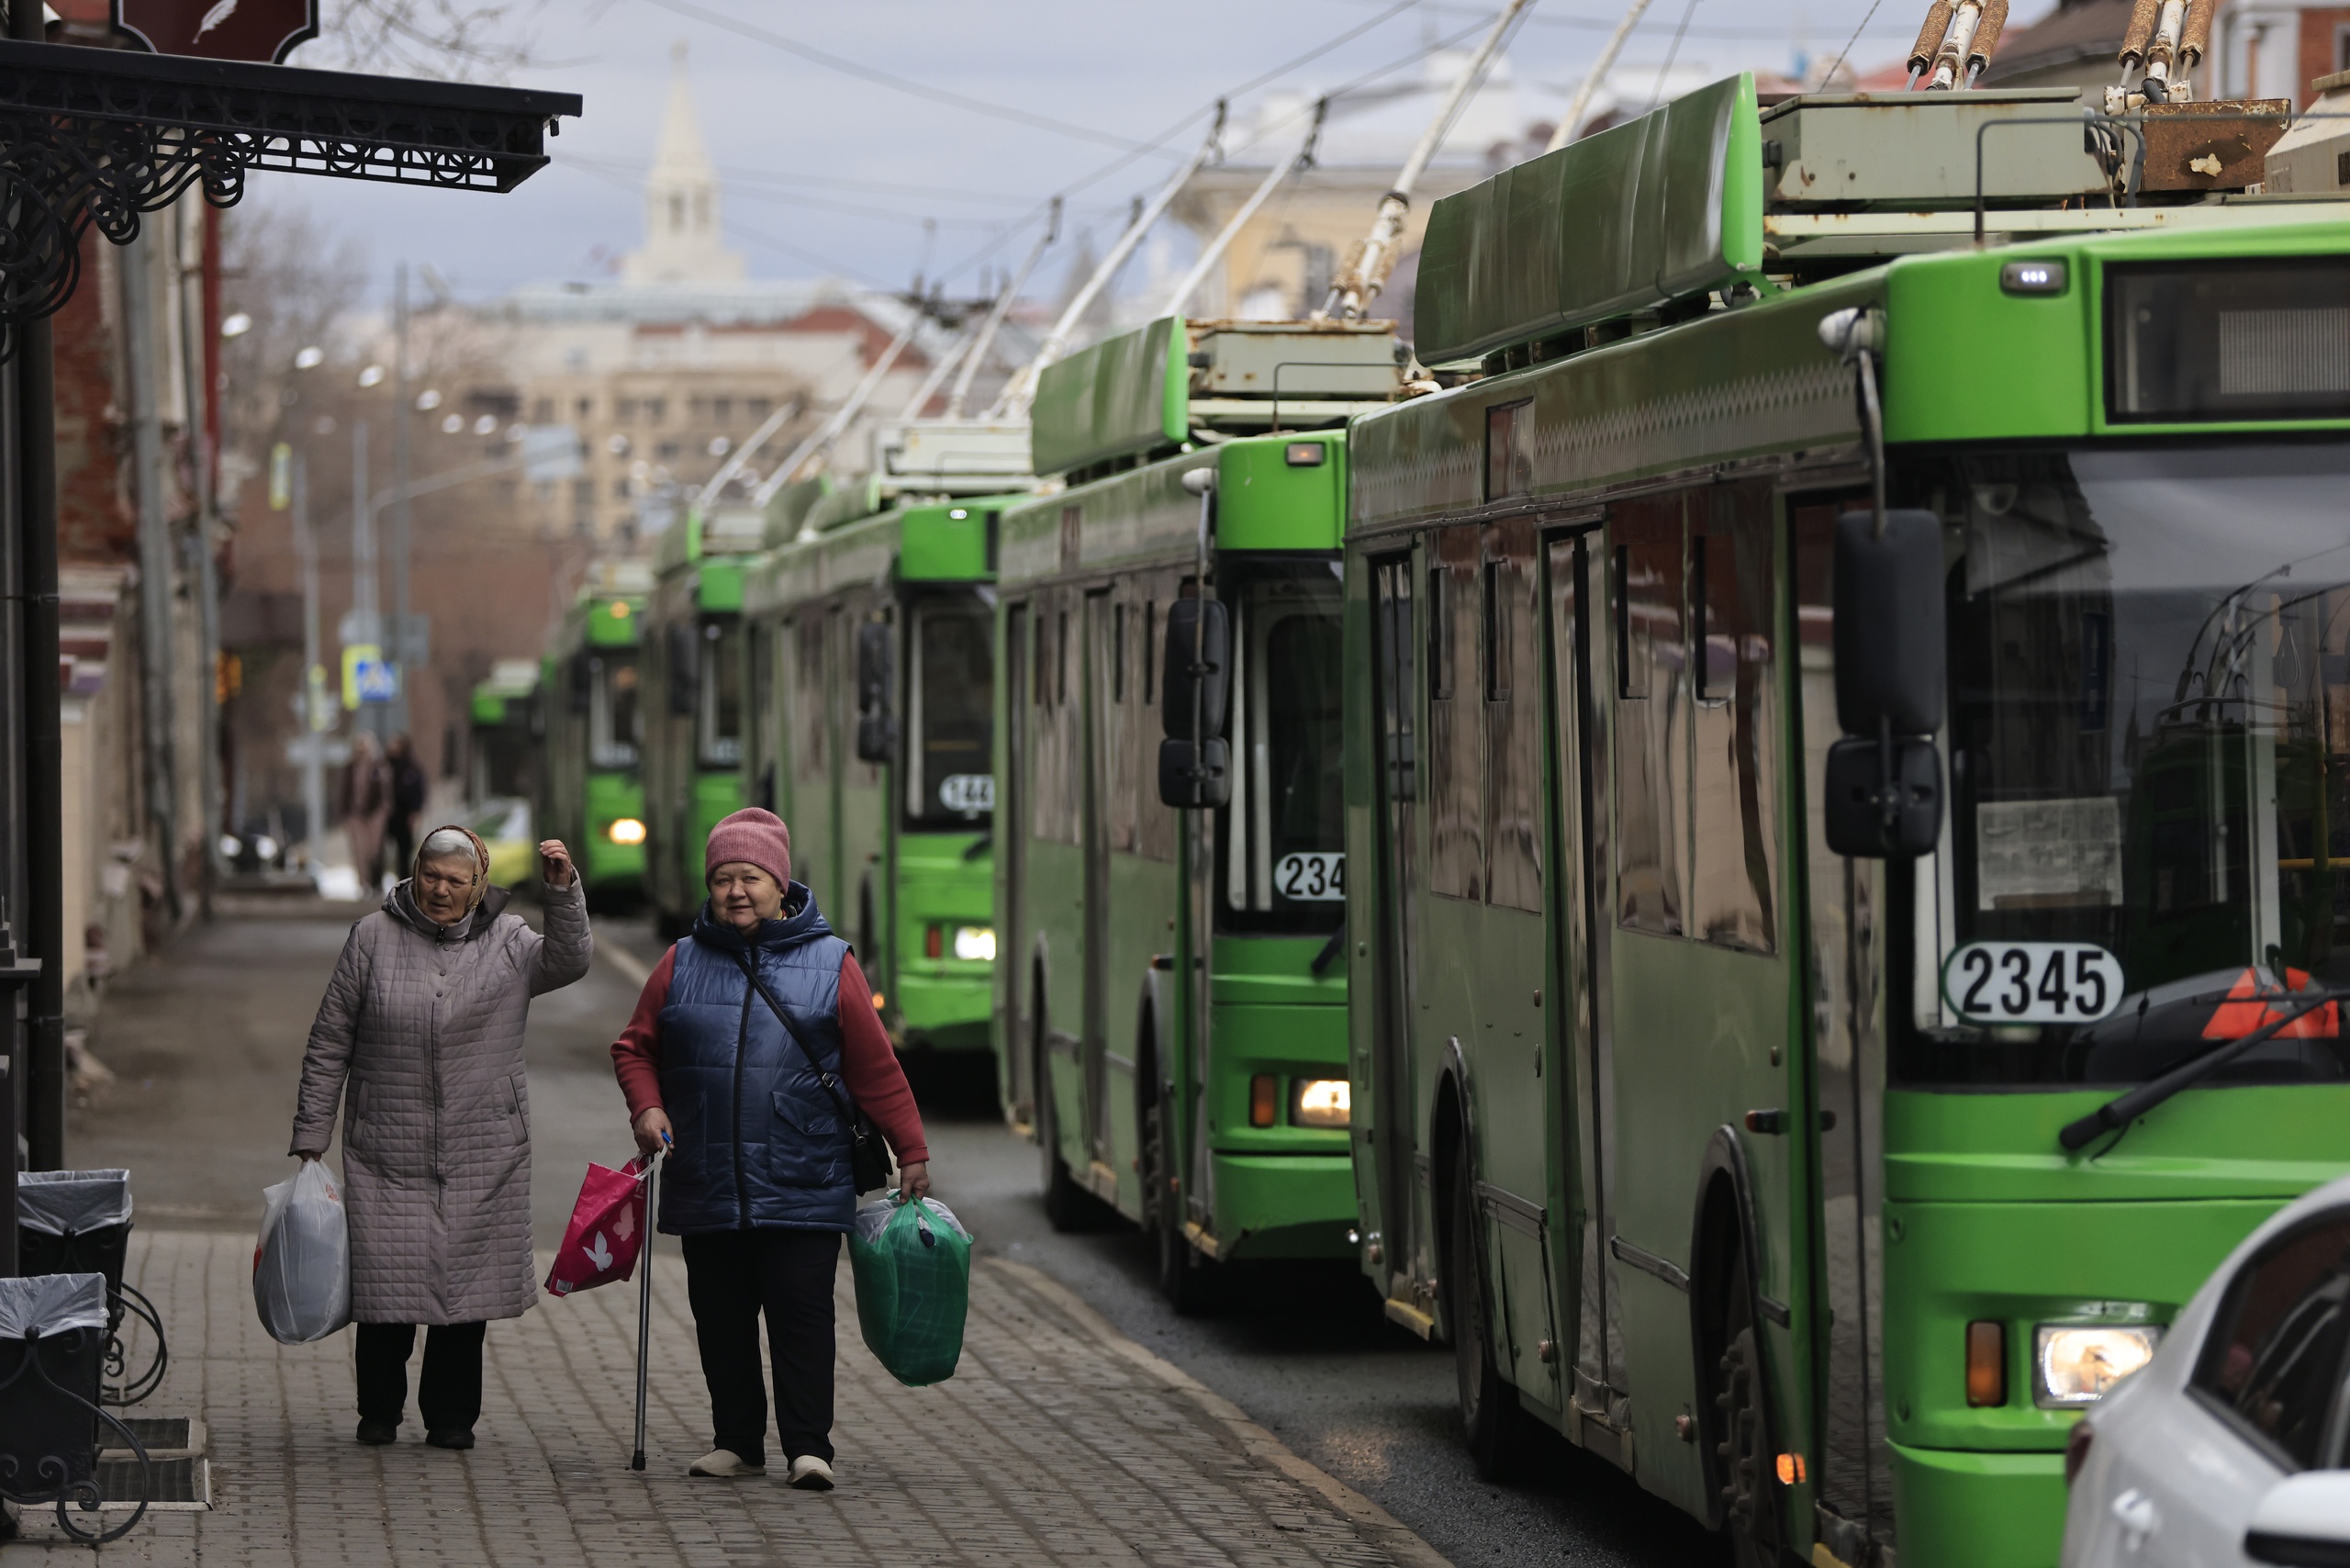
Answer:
[{"left": 241, "top": 0, "right": 2043, "bottom": 315}]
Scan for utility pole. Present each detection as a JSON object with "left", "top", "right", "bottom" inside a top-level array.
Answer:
[
  {"left": 389, "top": 262, "right": 412, "bottom": 738},
  {"left": 15, "top": 0, "right": 69, "bottom": 1175},
  {"left": 294, "top": 453, "right": 327, "bottom": 868},
  {"left": 123, "top": 227, "right": 183, "bottom": 921},
  {"left": 351, "top": 418, "right": 378, "bottom": 739}
]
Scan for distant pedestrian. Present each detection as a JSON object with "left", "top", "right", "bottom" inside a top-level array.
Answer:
[
  {"left": 385, "top": 734, "right": 428, "bottom": 886},
  {"left": 610, "top": 806, "right": 930, "bottom": 1489},
  {"left": 339, "top": 733, "right": 393, "bottom": 893},
  {"left": 290, "top": 825, "right": 591, "bottom": 1450}
]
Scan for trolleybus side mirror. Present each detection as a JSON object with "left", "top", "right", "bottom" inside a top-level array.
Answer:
[
  {"left": 855, "top": 620, "right": 897, "bottom": 764},
  {"left": 1828, "top": 509, "right": 1946, "bottom": 857},
  {"left": 1158, "top": 596, "right": 1231, "bottom": 809},
  {"left": 1832, "top": 509, "right": 1944, "bottom": 735}
]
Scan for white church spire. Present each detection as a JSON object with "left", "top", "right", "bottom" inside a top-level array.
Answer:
[{"left": 622, "top": 40, "right": 745, "bottom": 284}]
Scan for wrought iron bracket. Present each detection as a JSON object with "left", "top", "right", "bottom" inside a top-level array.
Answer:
[{"left": 0, "top": 39, "right": 580, "bottom": 348}]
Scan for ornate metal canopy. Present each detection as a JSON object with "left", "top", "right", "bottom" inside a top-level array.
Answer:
[{"left": 0, "top": 39, "right": 581, "bottom": 346}]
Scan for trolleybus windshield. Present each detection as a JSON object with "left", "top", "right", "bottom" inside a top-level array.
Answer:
[
  {"left": 906, "top": 588, "right": 994, "bottom": 829},
  {"left": 589, "top": 654, "right": 640, "bottom": 770},
  {"left": 1218, "top": 559, "right": 1344, "bottom": 935},
  {"left": 1891, "top": 441, "right": 2350, "bottom": 1090}
]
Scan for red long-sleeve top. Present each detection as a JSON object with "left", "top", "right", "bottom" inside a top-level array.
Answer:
[{"left": 610, "top": 946, "right": 929, "bottom": 1167}]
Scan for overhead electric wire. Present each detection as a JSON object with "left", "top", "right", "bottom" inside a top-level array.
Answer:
[
  {"left": 1823, "top": 0, "right": 1896, "bottom": 84},
  {"left": 931, "top": 3, "right": 1496, "bottom": 290},
  {"left": 1647, "top": 0, "right": 1702, "bottom": 107},
  {"left": 1320, "top": 0, "right": 1915, "bottom": 39},
  {"left": 640, "top": 0, "right": 1172, "bottom": 154},
  {"left": 561, "top": 160, "right": 890, "bottom": 282}
]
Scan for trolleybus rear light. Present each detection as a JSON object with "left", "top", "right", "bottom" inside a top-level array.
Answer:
[
  {"left": 1774, "top": 1452, "right": 1806, "bottom": 1484},
  {"left": 925, "top": 925, "right": 943, "bottom": 959},
  {"left": 1966, "top": 1321, "right": 2008, "bottom": 1406},
  {"left": 1249, "top": 1075, "right": 1277, "bottom": 1127},
  {"left": 1283, "top": 442, "right": 1325, "bottom": 466}
]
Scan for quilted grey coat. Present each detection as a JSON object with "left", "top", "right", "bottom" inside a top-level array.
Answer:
[{"left": 290, "top": 877, "right": 591, "bottom": 1324}]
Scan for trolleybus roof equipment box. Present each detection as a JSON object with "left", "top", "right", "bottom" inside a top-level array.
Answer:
[
  {"left": 1414, "top": 71, "right": 2307, "bottom": 370},
  {"left": 1030, "top": 315, "right": 1400, "bottom": 478}
]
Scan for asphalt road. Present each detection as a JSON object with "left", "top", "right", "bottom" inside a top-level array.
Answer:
[{"left": 70, "top": 901, "right": 1720, "bottom": 1567}]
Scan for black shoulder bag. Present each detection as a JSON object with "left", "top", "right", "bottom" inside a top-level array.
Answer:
[{"left": 734, "top": 954, "right": 893, "bottom": 1195}]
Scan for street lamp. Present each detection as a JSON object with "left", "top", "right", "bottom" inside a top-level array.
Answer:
[{"left": 293, "top": 344, "right": 323, "bottom": 370}]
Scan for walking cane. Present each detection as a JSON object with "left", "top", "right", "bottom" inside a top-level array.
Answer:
[{"left": 631, "top": 1144, "right": 663, "bottom": 1471}]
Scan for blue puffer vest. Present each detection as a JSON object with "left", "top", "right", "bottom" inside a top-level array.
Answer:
[{"left": 655, "top": 886, "right": 856, "bottom": 1235}]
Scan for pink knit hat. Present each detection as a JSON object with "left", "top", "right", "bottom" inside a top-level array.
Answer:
[{"left": 705, "top": 807, "right": 792, "bottom": 890}]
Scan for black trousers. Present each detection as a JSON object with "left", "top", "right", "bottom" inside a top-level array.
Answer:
[
  {"left": 680, "top": 1228, "right": 840, "bottom": 1468},
  {"left": 354, "top": 1320, "right": 487, "bottom": 1431},
  {"left": 385, "top": 814, "right": 416, "bottom": 882}
]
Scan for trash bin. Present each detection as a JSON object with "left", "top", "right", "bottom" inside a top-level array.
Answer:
[
  {"left": 0, "top": 1272, "right": 151, "bottom": 1542},
  {"left": 17, "top": 1169, "right": 167, "bottom": 1406},
  {"left": 17, "top": 1170, "right": 133, "bottom": 1295}
]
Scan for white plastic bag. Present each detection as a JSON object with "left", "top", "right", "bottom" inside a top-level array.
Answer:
[{"left": 253, "top": 1161, "right": 351, "bottom": 1344}]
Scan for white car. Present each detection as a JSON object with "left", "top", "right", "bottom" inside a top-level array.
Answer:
[{"left": 2064, "top": 1171, "right": 2350, "bottom": 1567}]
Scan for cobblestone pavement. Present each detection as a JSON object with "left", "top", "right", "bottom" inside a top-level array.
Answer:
[{"left": 6, "top": 1226, "right": 1446, "bottom": 1565}]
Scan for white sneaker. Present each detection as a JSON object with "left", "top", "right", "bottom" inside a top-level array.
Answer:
[
  {"left": 688, "top": 1449, "right": 765, "bottom": 1478},
  {"left": 786, "top": 1455, "right": 834, "bottom": 1491}
]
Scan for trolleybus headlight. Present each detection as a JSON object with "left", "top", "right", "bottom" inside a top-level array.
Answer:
[
  {"left": 2034, "top": 1325, "right": 2160, "bottom": 1406},
  {"left": 1293, "top": 1079, "right": 1350, "bottom": 1128},
  {"left": 952, "top": 925, "right": 995, "bottom": 962},
  {"left": 607, "top": 817, "right": 646, "bottom": 846}
]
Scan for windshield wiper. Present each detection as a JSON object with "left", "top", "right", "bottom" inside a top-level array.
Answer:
[{"left": 2058, "top": 987, "right": 2339, "bottom": 1152}]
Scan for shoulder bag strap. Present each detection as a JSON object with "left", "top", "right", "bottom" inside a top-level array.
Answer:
[{"left": 732, "top": 951, "right": 864, "bottom": 1129}]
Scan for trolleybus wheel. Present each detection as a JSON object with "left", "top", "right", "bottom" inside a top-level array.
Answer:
[
  {"left": 1147, "top": 1079, "right": 1216, "bottom": 1315},
  {"left": 1448, "top": 1137, "right": 1518, "bottom": 1479},
  {"left": 1711, "top": 1246, "right": 1781, "bottom": 1566}
]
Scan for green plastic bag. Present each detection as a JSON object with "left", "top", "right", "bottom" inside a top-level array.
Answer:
[{"left": 847, "top": 1193, "right": 971, "bottom": 1387}]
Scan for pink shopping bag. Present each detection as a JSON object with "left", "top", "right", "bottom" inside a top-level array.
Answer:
[{"left": 545, "top": 1156, "right": 651, "bottom": 1297}]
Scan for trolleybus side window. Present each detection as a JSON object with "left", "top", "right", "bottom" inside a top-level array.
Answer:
[
  {"left": 1486, "top": 517, "right": 1542, "bottom": 913},
  {"left": 905, "top": 589, "right": 993, "bottom": 828},
  {"left": 1888, "top": 440, "right": 2350, "bottom": 1088},
  {"left": 1689, "top": 483, "right": 1779, "bottom": 954},
  {"left": 1097, "top": 590, "right": 1138, "bottom": 855},
  {"left": 789, "top": 613, "right": 826, "bottom": 789},
  {"left": 1429, "top": 529, "right": 1484, "bottom": 901},
  {"left": 1029, "top": 591, "right": 1080, "bottom": 846},
  {"left": 1613, "top": 496, "right": 1687, "bottom": 935},
  {"left": 1136, "top": 578, "right": 1178, "bottom": 865}
]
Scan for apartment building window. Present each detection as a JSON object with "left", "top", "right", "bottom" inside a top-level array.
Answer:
[
  {"left": 532, "top": 398, "right": 554, "bottom": 422},
  {"left": 747, "top": 397, "right": 771, "bottom": 420},
  {"left": 616, "top": 398, "right": 637, "bottom": 422},
  {"left": 711, "top": 395, "right": 733, "bottom": 422},
  {"left": 657, "top": 442, "right": 681, "bottom": 460},
  {"left": 576, "top": 397, "right": 593, "bottom": 420},
  {"left": 643, "top": 398, "right": 666, "bottom": 422}
]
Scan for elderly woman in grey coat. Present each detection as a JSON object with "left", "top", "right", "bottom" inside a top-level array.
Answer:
[{"left": 291, "top": 823, "right": 590, "bottom": 1450}]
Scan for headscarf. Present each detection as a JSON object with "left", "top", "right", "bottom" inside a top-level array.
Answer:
[{"left": 413, "top": 823, "right": 494, "bottom": 914}]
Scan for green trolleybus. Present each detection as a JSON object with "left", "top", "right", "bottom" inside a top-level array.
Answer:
[
  {"left": 995, "top": 314, "right": 1399, "bottom": 1304},
  {"left": 467, "top": 656, "right": 541, "bottom": 809},
  {"left": 539, "top": 564, "right": 650, "bottom": 909},
  {"left": 1340, "top": 73, "right": 2350, "bottom": 1568},
  {"left": 643, "top": 505, "right": 758, "bottom": 934},
  {"left": 743, "top": 419, "right": 1032, "bottom": 1055}
]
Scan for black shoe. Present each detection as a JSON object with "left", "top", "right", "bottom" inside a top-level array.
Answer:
[
  {"left": 425, "top": 1428, "right": 476, "bottom": 1450},
  {"left": 356, "top": 1418, "right": 398, "bottom": 1446}
]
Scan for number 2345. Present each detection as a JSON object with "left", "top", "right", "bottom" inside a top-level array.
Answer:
[{"left": 1942, "top": 942, "right": 2122, "bottom": 1025}]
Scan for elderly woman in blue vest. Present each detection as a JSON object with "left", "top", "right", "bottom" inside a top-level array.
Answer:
[{"left": 610, "top": 807, "right": 930, "bottom": 1489}]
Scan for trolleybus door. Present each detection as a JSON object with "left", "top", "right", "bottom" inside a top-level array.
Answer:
[
  {"left": 1793, "top": 498, "right": 1895, "bottom": 1556},
  {"left": 1545, "top": 529, "right": 1626, "bottom": 1431},
  {"left": 1083, "top": 588, "right": 1114, "bottom": 1170},
  {"left": 1002, "top": 601, "right": 1034, "bottom": 1126},
  {"left": 1367, "top": 551, "right": 1421, "bottom": 1297}
]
